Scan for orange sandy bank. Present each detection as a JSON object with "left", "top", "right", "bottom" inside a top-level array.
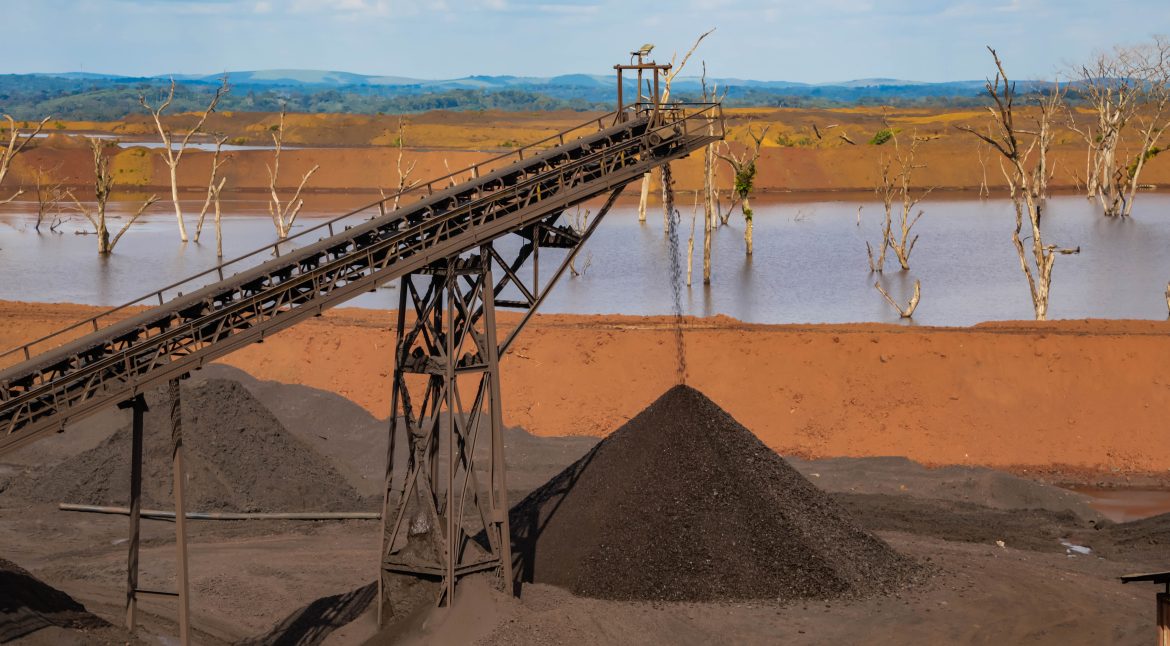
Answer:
[
  {"left": 9, "top": 106, "right": 1169, "bottom": 196},
  {"left": 3, "top": 302, "right": 1170, "bottom": 476}
]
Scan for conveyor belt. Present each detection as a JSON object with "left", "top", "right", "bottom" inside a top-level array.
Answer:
[{"left": 0, "top": 103, "right": 724, "bottom": 455}]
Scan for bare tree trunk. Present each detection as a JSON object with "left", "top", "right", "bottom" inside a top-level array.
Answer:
[
  {"left": 687, "top": 199, "right": 697, "bottom": 286},
  {"left": 267, "top": 110, "right": 319, "bottom": 240},
  {"left": 140, "top": 77, "right": 228, "bottom": 242},
  {"left": 715, "top": 124, "right": 769, "bottom": 257},
  {"left": 699, "top": 60, "right": 723, "bottom": 283},
  {"left": 195, "top": 136, "right": 229, "bottom": 243},
  {"left": 71, "top": 139, "right": 157, "bottom": 255},
  {"left": 702, "top": 210, "right": 712, "bottom": 284},
  {"left": 215, "top": 189, "right": 224, "bottom": 259},
  {"left": 637, "top": 172, "right": 650, "bottom": 223},
  {"left": 960, "top": 48, "right": 1078, "bottom": 320},
  {"left": 32, "top": 170, "right": 63, "bottom": 233},
  {"left": 1, "top": 115, "right": 50, "bottom": 204},
  {"left": 389, "top": 116, "right": 417, "bottom": 211},
  {"left": 168, "top": 165, "right": 186, "bottom": 242},
  {"left": 1073, "top": 37, "right": 1170, "bottom": 218},
  {"left": 875, "top": 279, "right": 921, "bottom": 318},
  {"left": 977, "top": 144, "right": 990, "bottom": 199},
  {"left": 567, "top": 207, "right": 592, "bottom": 277},
  {"left": 743, "top": 197, "right": 753, "bottom": 256}
]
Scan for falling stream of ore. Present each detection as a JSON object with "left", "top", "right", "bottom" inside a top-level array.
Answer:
[{"left": 665, "top": 207, "right": 688, "bottom": 384}]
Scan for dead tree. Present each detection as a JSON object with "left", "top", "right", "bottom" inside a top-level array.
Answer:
[
  {"left": 210, "top": 176, "right": 227, "bottom": 258},
  {"left": 686, "top": 195, "right": 698, "bottom": 287},
  {"left": 868, "top": 129, "right": 932, "bottom": 272},
  {"left": 194, "top": 135, "right": 230, "bottom": 244},
  {"left": 959, "top": 48, "right": 1079, "bottom": 321},
  {"left": 1069, "top": 38, "right": 1170, "bottom": 217},
  {"left": 379, "top": 117, "right": 419, "bottom": 216},
  {"left": 875, "top": 279, "right": 921, "bottom": 318},
  {"left": 0, "top": 115, "right": 50, "bottom": 204},
  {"left": 266, "top": 110, "right": 319, "bottom": 240},
  {"left": 31, "top": 167, "right": 66, "bottom": 233},
  {"left": 976, "top": 140, "right": 991, "bottom": 198},
  {"left": 700, "top": 61, "right": 728, "bottom": 284},
  {"left": 139, "top": 76, "right": 229, "bottom": 242},
  {"left": 716, "top": 124, "right": 770, "bottom": 255},
  {"left": 69, "top": 139, "right": 158, "bottom": 254},
  {"left": 637, "top": 29, "right": 715, "bottom": 230},
  {"left": 568, "top": 207, "right": 593, "bottom": 277}
]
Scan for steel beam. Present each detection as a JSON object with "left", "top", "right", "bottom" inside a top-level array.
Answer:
[
  {"left": 0, "top": 104, "right": 723, "bottom": 459},
  {"left": 169, "top": 378, "right": 192, "bottom": 646},
  {"left": 117, "top": 394, "right": 147, "bottom": 630}
]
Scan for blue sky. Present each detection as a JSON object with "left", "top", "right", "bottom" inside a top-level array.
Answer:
[{"left": 1, "top": 0, "right": 1166, "bottom": 82}]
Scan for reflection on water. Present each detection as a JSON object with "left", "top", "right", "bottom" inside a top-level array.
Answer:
[
  {"left": 1, "top": 193, "right": 1170, "bottom": 326},
  {"left": 33, "top": 132, "right": 295, "bottom": 151}
]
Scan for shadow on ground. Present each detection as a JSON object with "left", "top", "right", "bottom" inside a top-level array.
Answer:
[{"left": 239, "top": 582, "right": 376, "bottom": 646}]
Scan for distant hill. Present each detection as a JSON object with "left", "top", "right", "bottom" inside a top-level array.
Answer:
[{"left": 0, "top": 68, "right": 1054, "bottom": 121}]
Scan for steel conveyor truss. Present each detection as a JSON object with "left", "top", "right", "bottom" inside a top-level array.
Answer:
[
  {"left": 0, "top": 103, "right": 724, "bottom": 457},
  {"left": 0, "top": 71, "right": 725, "bottom": 629}
]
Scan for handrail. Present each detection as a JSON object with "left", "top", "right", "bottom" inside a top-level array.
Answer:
[{"left": 0, "top": 102, "right": 721, "bottom": 365}]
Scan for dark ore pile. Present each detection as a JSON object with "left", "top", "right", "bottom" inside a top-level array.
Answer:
[
  {"left": 508, "top": 385, "right": 921, "bottom": 602},
  {"left": 5, "top": 378, "right": 364, "bottom": 512}
]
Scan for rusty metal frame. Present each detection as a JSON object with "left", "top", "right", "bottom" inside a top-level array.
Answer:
[
  {"left": 0, "top": 104, "right": 723, "bottom": 457},
  {"left": 0, "top": 80, "right": 725, "bottom": 637},
  {"left": 378, "top": 188, "right": 622, "bottom": 620}
]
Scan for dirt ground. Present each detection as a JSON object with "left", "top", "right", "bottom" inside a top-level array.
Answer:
[
  {"left": 3, "top": 306, "right": 1170, "bottom": 643},
  {"left": 0, "top": 367, "right": 1166, "bottom": 644},
  {"left": 0, "top": 363, "right": 1165, "bottom": 643},
  {"left": 4, "top": 302, "right": 1170, "bottom": 480}
]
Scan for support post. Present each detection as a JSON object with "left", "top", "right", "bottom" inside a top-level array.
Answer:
[
  {"left": 1159, "top": 592, "right": 1169, "bottom": 646},
  {"left": 169, "top": 378, "right": 191, "bottom": 646},
  {"left": 444, "top": 275, "right": 456, "bottom": 606},
  {"left": 616, "top": 68, "right": 623, "bottom": 120},
  {"left": 119, "top": 394, "right": 147, "bottom": 631},
  {"left": 480, "top": 249, "right": 514, "bottom": 591},
  {"left": 378, "top": 278, "right": 409, "bottom": 626}
]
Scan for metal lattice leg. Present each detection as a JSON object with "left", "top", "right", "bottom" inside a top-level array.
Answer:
[{"left": 379, "top": 252, "right": 514, "bottom": 621}]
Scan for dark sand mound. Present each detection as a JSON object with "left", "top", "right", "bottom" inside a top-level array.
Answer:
[
  {"left": 198, "top": 364, "right": 389, "bottom": 498},
  {"left": 786, "top": 455, "right": 1102, "bottom": 520},
  {"left": 509, "top": 385, "right": 919, "bottom": 602},
  {"left": 1096, "top": 511, "right": 1170, "bottom": 562},
  {"left": 0, "top": 557, "right": 118, "bottom": 643},
  {"left": 5, "top": 378, "right": 364, "bottom": 512}
]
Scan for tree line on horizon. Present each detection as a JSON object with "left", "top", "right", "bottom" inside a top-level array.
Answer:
[{"left": 0, "top": 72, "right": 1076, "bottom": 122}]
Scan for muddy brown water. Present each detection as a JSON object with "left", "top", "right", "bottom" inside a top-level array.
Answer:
[
  {"left": 2, "top": 194, "right": 1170, "bottom": 326},
  {"left": 1066, "top": 487, "right": 1170, "bottom": 523}
]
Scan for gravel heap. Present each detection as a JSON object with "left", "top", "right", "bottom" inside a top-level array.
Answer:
[
  {"left": 0, "top": 557, "right": 111, "bottom": 642},
  {"left": 7, "top": 378, "right": 364, "bottom": 512},
  {"left": 509, "top": 385, "right": 920, "bottom": 602}
]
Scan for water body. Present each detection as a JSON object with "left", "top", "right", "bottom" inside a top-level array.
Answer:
[
  {"left": 33, "top": 132, "right": 295, "bottom": 151},
  {"left": 1066, "top": 487, "right": 1170, "bottom": 523},
  {"left": 1, "top": 194, "right": 1170, "bottom": 327}
]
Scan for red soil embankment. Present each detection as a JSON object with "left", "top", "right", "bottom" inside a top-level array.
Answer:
[
  {"left": 2, "top": 302, "right": 1169, "bottom": 476},
  {"left": 11, "top": 137, "right": 1170, "bottom": 197},
  {"left": 8, "top": 107, "right": 1170, "bottom": 195}
]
